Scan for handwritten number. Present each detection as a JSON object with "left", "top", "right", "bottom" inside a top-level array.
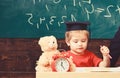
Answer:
[
  {"left": 82, "top": 0, "right": 91, "bottom": 4},
  {"left": 104, "top": 5, "right": 113, "bottom": 17},
  {"left": 85, "top": 4, "right": 94, "bottom": 20},
  {"left": 39, "top": 17, "right": 46, "bottom": 24},
  {"left": 61, "top": 16, "right": 67, "bottom": 24},
  {"left": 49, "top": 16, "right": 56, "bottom": 25},
  {"left": 26, "top": 13, "right": 33, "bottom": 25},
  {"left": 53, "top": 0, "right": 61, "bottom": 4}
]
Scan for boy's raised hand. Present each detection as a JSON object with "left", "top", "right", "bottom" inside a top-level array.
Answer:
[{"left": 100, "top": 45, "right": 112, "bottom": 59}]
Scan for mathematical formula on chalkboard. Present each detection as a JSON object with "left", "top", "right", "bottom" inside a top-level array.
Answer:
[
  {"left": 26, "top": 0, "right": 120, "bottom": 30},
  {"left": 0, "top": 0, "right": 120, "bottom": 38}
]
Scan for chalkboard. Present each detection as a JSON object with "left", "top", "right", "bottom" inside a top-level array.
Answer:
[{"left": 0, "top": 0, "right": 120, "bottom": 39}]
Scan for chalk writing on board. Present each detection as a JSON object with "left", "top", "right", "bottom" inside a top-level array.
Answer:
[
  {"left": 116, "top": 5, "right": 120, "bottom": 14},
  {"left": 26, "top": 0, "right": 120, "bottom": 30},
  {"left": 26, "top": 13, "right": 33, "bottom": 25}
]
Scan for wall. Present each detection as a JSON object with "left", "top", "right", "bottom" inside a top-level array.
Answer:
[{"left": 0, "top": 38, "right": 119, "bottom": 72}]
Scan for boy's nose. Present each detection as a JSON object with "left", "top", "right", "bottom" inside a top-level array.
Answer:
[{"left": 78, "top": 42, "right": 82, "bottom": 46}]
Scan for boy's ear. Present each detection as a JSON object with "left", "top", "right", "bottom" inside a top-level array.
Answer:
[
  {"left": 65, "top": 40, "right": 70, "bottom": 46},
  {"left": 67, "top": 44, "right": 70, "bottom": 46}
]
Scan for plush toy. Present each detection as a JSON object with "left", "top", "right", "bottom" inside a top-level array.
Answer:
[
  {"left": 35, "top": 35, "right": 76, "bottom": 72},
  {"left": 35, "top": 35, "right": 61, "bottom": 72}
]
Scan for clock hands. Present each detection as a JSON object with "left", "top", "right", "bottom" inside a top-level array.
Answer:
[{"left": 61, "top": 61, "right": 65, "bottom": 70}]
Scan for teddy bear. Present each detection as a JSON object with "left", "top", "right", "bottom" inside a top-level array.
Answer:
[
  {"left": 35, "top": 35, "right": 61, "bottom": 72},
  {"left": 35, "top": 35, "right": 76, "bottom": 72}
]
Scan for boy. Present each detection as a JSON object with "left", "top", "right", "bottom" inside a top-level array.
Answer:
[{"left": 63, "top": 22, "right": 111, "bottom": 67}]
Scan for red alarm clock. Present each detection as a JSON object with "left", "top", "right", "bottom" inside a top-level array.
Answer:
[{"left": 51, "top": 57, "right": 70, "bottom": 72}]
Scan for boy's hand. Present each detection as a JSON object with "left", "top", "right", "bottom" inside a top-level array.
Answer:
[{"left": 100, "top": 45, "right": 112, "bottom": 59}]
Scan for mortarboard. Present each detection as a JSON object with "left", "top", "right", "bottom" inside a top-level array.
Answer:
[{"left": 65, "top": 22, "right": 90, "bottom": 31}]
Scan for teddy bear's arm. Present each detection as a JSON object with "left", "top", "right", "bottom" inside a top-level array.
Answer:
[{"left": 37, "top": 53, "right": 49, "bottom": 66}]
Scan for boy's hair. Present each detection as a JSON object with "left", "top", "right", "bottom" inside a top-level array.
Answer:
[{"left": 65, "top": 30, "right": 89, "bottom": 42}]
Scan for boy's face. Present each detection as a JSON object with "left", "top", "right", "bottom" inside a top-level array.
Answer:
[{"left": 66, "top": 31, "right": 88, "bottom": 55}]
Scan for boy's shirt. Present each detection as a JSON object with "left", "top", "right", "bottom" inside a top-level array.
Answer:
[{"left": 62, "top": 50, "right": 102, "bottom": 67}]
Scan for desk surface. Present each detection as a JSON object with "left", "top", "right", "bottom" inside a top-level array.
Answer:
[{"left": 36, "top": 67, "right": 120, "bottom": 78}]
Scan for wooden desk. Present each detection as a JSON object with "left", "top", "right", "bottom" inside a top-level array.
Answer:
[{"left": 36, "top": 67, "right": 120, "bottom": 78}]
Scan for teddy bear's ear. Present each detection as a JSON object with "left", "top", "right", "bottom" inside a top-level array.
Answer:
[
  {"left": 38, "top": 38, "right": 40, "bottom": 45},
  {"left": 38, "top": 37, "right": 47, "bottom": 51},
  {"left": 38, "top": 37, "right": 43, "bottom": 46},
  {"left": 50, "top": 35, "right": 57, "bottom": 40},
  {"left": 51, "top": 35, "right": 54, "bottom": 38}
]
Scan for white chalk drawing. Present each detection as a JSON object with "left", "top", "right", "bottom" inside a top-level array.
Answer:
[{"left": 26, "top": 0, "right": 120, "bottom": 30}]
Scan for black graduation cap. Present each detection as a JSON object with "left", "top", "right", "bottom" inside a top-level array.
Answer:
[{"left": 65, "top": 22, "right": 90, "bottom": 31}]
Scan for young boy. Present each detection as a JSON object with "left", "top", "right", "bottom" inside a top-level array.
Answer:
[{"left": 63, "top": 22, "right": 111, "bottom": 67}]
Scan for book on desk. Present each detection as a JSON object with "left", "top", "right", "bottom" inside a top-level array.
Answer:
[{"left": 75, "top": 67, "right": 120, "bottom": 72}]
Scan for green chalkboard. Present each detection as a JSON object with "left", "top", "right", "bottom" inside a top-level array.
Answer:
[{"left": 0, "top": 0, "right": 120, "bottom": 39}]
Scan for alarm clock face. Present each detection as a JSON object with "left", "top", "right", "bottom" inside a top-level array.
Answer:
[{"left": 55, "top": 58, "right": 70, "bottom": 72}]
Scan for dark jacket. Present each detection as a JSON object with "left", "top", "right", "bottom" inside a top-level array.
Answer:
[{"left": 109, "top": 27, "right": 120, "bottom": 66}]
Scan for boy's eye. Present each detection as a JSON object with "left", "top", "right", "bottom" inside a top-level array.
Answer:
[
  {"left": 81, "top": 40, "right": 86, "bottom": 42},
  {"left": 74, "top": 41, "right": 78, "bottom": 43},
  {"left": 73, "top": 40, "right": 78, "bottom": 43}
]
